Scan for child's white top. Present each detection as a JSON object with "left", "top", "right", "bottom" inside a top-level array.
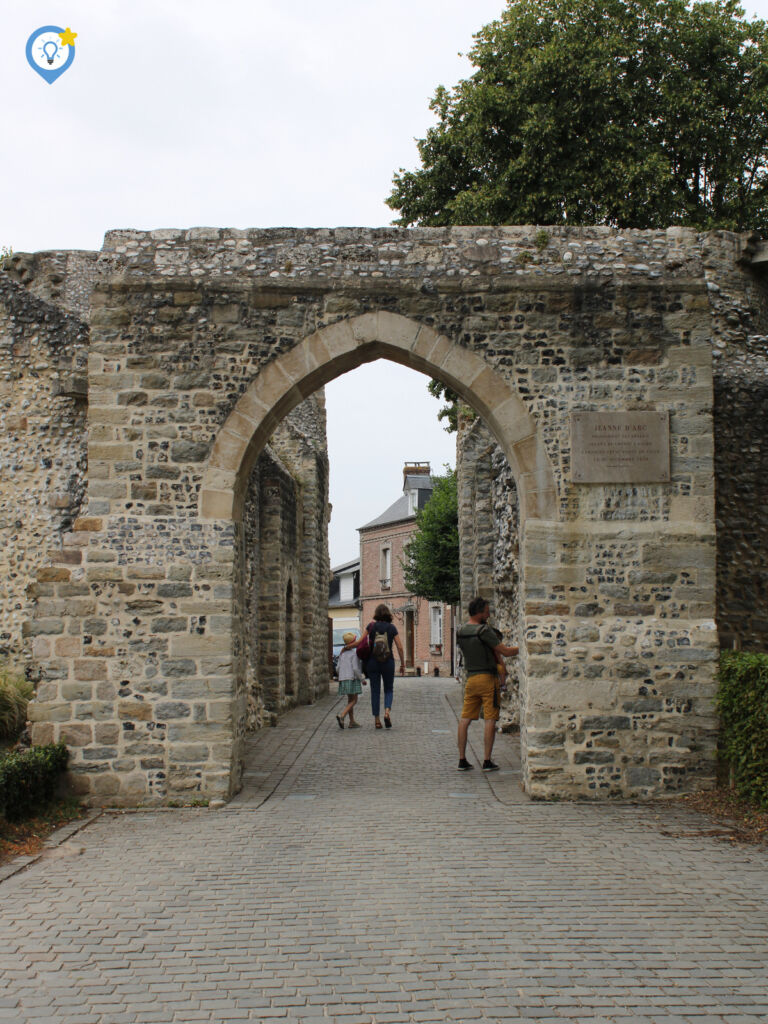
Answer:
[{"left": 337, "top": 648, "right": 364, "bottom": 682}]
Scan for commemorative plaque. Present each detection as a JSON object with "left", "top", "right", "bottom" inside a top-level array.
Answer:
[{"left": 571, "top": 411, "right": 670, "bottom": 483}]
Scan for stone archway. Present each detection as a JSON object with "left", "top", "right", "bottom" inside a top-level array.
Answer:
[
  {"left": 202, "top": 312, "right": 557, "bottom": 799},
  {"left": 200, "top": 312, "right": 557, "bottom": 524},
  {"left": 22, "top": 226, "right": 721, "bottom": 806}
]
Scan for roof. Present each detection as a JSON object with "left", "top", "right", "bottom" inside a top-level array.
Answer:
[
  {"left": 359, "top": 494, "right": 411, "bottom": 531},
  {"left": 403, "top": 473, "right": 432, "bottom": 491},
  {"left": 359, "top": 485, "right": 433, "bottom": 531},
  {"left": 330, "top": 557, "right": 360, "bottom": 575}
]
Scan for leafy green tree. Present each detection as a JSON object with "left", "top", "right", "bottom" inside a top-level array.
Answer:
[
  {"left": 402, "top": 470, "right": 460, "bottom": 605},
  {"left": 427, "top": 379, "right": 460, "bottom": 432},
  {"left": 388, "top": 0, "right": 768, "bottom": 232}
]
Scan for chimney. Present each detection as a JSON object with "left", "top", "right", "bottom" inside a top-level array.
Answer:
[{"left": 403, "top": 462, "right": 431, "bottom": 480}]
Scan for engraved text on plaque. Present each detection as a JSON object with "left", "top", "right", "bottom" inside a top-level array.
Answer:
[{"left": 571, "top": 411, "right": 670, "bottom": 483}]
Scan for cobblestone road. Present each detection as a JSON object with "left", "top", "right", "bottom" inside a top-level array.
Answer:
[{"left": 3, "top": 677, "right": 768, "bottom": 1024}]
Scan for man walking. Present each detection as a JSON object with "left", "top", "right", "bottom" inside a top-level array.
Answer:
[{"left": 456, "top": 597, "right": 519, "bottom": 772}]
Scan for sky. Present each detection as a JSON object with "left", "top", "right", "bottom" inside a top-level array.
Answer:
[{"left": 3, "top": 0, "right": 768, "bottom": 564}]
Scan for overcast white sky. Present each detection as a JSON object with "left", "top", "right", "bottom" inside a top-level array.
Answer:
[{"left": 3, "top": 0, "right": 768, "bottom": 565}]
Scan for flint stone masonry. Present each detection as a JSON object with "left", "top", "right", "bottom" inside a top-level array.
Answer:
[
  {"left": 0, "top": 256, "right": 94, "bottom": 669},
  {"left": 457, "top": 414, "right": 522, "bottom": 729},
  {"left": 4, "top": 224, "right": 768, "bottom": 805}
]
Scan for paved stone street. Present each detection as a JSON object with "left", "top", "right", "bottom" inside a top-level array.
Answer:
[{"left": 3, "top": 677, "right": 768, "bottom": 1024}]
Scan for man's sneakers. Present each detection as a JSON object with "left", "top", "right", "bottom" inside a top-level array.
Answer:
[{"left": 457, "top": 758, "right": 501, "bottom": 772}]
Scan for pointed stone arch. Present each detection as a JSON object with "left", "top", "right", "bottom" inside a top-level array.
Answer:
[{"left": 200, "top": 311, "right": 557, "bottom": 524}]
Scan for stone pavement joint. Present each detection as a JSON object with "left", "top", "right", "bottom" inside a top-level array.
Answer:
[{"left": 4, "top": 677, "right": 768, "bottom": 1023}]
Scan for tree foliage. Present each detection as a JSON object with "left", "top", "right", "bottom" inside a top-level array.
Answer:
[
  {"left": 388, "top": 0, "right": 768, "bottom": 232},
  {"left": 402, "top": 470, "right": 460, "bottom": 605},
  {"left": 427, "top": 379, "right": 460, "bottom": 432}
]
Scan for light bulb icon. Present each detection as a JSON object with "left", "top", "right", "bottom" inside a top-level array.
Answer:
[
  {"left": 42, "top": 40, "right": 59, "bottom": 65},
  {"left": 27, "top": 25, "right": 76, "bottom": 84}
]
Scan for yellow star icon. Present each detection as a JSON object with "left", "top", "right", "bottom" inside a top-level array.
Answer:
[{"left": 58, "top": 27, "right": 77, "bottom": 47}]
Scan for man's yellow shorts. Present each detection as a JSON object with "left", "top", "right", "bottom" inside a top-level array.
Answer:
[{"left": 460, "top": 672, "right": 500, "bottom": 721}]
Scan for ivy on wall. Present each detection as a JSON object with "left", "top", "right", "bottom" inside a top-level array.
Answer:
[{"left": 718, "top": 652, "right": 768, "bottom": 809}]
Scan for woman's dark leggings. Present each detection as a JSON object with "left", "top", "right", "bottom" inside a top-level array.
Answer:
[{"left": 367, "top": 658, "right": 395, "bottom": 717}]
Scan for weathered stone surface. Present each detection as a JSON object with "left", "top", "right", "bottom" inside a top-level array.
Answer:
[{"left": 4, "top": 225, "right": 765, "bottom": 805}]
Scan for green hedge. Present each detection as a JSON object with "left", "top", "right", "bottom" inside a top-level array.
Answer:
[
  {"left": 718, "top": 651, "right": 768, "bottom": 809},
  {"left": 0, "top": 743, "right": 69, "bottom": 822}
]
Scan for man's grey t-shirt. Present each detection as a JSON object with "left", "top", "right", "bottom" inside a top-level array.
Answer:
[{"left": 457, "top": 623, "right": 498, "bottom": 676}]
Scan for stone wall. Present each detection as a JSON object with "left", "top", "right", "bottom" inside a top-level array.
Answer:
[
  {"left": 14, "top": 223, "right": 768, "bottom": 804},
  {"left": 0, "top": 258, "right": 92, "bottom": 671},
  {"left": 456, "top": 414, "right": 521, "bottom": 725},
  {"left": 242, "top": 406, "right": 330, "bottom": 731},
  {"left": 1, "top": 246, "right": 331, "bottom": 806},
  {"left": 701, "top": 235, "right": 768, "bottom": 651}
]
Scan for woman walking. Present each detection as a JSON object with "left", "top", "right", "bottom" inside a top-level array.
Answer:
[
  {"left": 336, "top": 632, "right": 365, "bottom": 729},
  {"left": 364, "top": 604, "right": 405, "bottom": 729}
]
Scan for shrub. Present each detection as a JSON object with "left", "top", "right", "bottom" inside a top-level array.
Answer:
[
  {"left": 717, "top": 651, "right": 768, "bottom": 809},
  {"left": 0, "top": 668, "right": 34, "bottom": 741},
  {"left": 0, "top": 743, "right": 69, "bottom": 822}
]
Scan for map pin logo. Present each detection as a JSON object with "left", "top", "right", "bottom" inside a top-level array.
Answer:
[{"left": 26, "top": 26, "right": 77, "bottom": 84}]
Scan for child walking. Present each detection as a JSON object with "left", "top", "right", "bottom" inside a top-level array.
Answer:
[{"left": 336, "top": 631, "right": 365, "bottom": 729}]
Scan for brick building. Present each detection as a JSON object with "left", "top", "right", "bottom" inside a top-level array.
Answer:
[{"left": 358, "top": 464, "right": 454, "bottom": 676}]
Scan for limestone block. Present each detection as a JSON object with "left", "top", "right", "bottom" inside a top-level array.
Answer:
[
  {"left": 27, "top": 701, "right": 72, "bottom": 722},
  {"left": 409, "top": 324, "right": 443, "bottom": 364},
  {"left": 438, "top": 346, "right": 484, "bottom": 391},
  {"left": 170, "top": 635, "right": 231, "bottom": 656},
  {"left": 118, "top": 699, "right": 153, "bottom": 721},
  {"left": 30, "top": 723, "right": 55, "bottom": 745},
  {"left": 58, "top": 722, "right": 94, "bottom": 746}
]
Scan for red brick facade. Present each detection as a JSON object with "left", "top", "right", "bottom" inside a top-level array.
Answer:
[{"left": 359, "top": 469, "right": 454, "bottom": 677}]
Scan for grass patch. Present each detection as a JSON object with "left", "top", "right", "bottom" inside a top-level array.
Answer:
[{"left": 0, "top": 797, "right": 86, "bottom": 865}]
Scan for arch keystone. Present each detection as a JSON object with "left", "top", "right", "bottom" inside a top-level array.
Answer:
[
  {"left": 374, "top": 311, "right": 421, "bottom": 349},
  {"left": 350, "top": 312, "right": 381, "bottom": 344}
]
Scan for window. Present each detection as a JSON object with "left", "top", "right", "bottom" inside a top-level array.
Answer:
[
  {"left": 430, "top": 603, "right": 443, "bottom": 647},
  {"left": 380, "top": 545, "right": 391, "bottom": 589},
  {"left": 339, "top": 573, "right": 354, "bottom": 603}
]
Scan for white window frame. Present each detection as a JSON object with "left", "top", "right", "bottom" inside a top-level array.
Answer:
[
  {"left": 339, "top": 573, "right": 354, "bottom": 604},
  {"left": 429, "top": 603, "right": 443, "bottom": 648},
  {"left": 380, "top": 544, "right": 391, "bottom": 589}
]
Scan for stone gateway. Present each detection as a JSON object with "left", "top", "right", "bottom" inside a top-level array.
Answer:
[{"left": 2, "top": 225, "right": 767, "bottom": 805}]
